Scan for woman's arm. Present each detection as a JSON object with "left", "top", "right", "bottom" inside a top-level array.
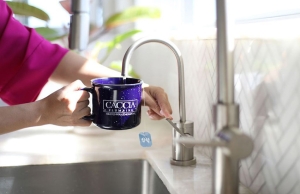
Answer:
[
  {"left": 0, "top": 80, "right": 91, "bottom": 135},
  {"left": 0, "top": 100, "right": 45, "bottom": 134},
  {"left": 50, "top": 51, "right": 121, "bottom": 86}
]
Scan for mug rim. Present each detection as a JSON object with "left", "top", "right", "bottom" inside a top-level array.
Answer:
[{"left": 91, "top": 77, "right": 143, "bottom": 86}]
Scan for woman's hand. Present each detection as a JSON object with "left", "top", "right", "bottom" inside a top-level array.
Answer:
[
  {"left": 142, "top": 86, "right": 173, "bottom": 120},
  {"left": 0, "top": 80, "right": 91, "bottom": 134},
  {"left": 40, "top": 80, "right": 92, "bottom": 126}
]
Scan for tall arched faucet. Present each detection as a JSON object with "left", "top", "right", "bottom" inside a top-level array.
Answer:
[{"left": 121, "top": 37, "right": 196, "bottom": 166}]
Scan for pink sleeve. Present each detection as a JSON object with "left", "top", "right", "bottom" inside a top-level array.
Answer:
[{"left": 0, "top": 0, "right": 69, "bottom": 105}]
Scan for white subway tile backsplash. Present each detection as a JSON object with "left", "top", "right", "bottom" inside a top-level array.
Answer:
[
  {"left": 249, "top": 171, "right": 265, "bottom": 193},
  {"left": 277, "top": 146, "right": 298, "bottom": 178},
  {"left": 178, "top": 38, "right": 300, "bottom": 194},
  {"left": 292, "top": 184, "right": 300, "bottom": 194},
  {"left": 276, "top": 169, "right": 298, "bottom": 194},
  {"left": 134, "top": 37, "right": 300, "bottom": 193},
  {"left": 261, "top": 166, "right": 277, "bottom": 194},
  {"left": 240, "top": 163, "right": 252, "bottom": 188},
  {"left": 258, "top": 184, "right": 271, "bottom": 194},
  {"left": 278, "top": 123, "right": 299, "bottom": 154}
]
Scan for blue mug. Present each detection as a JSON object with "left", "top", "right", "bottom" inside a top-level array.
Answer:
[{"left": 82, "top": 77, "right": 143, "bottom": 130}]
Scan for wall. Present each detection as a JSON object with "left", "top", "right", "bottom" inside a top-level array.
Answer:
[
  {"left": 131, "top": 24, "right": 300, "bottom": 194},
  {"left": 234, "top": 37, "right": 300, "bottom": 194}
]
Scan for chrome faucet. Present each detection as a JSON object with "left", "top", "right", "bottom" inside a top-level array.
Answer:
[
  {"left": 177, "top": 0, "right": 255, "bottom": 194},
  {"left": 69, "top": 0, "right": 90, "bottom": 51},
  {"left": 121, "top": 37, "right": 196, "bottom": 166}
]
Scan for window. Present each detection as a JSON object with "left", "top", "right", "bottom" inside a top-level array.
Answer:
[
  {"left": 235, "top": 0, "right": 300, "bottom": 22},
  {"left": 24, "top": 0, "right": 300, "bottom": 33},
  {"left": 134, "top": 0, "right": 300, "bottom": 30}
]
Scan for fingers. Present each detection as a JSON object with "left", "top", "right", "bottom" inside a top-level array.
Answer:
[
  {"left": 72, "top": 97, "right": 91, "bottom": 122},
  {"left": 71, "top": 114, "right": 92, "bottom": 126},
  {"left": 67, "top": 100, "right": 92, "bottom": 126},
  {"left": 76, "top": 100, "right": 89, "bottom": 113},
  {"left": 74, "top": 101, "right": 90, "bottom": 118},
  {"left": 54, "top": 80, "right": 92, "bottom": 126},
  {"left": 143, "top": 91, "right": 163, "bottom": 117},
  {"left": 154, "top": 91, "right": 173, "bottom": 119},
  {"left": 62, "top": 80, "right": 89, "bottom": 111},
  {"left": 74, "top": 104, "right": 92, "bottom": 126},
  {"left": 143, "top": 86, "right": 173, "bottom": 120},
  {"left": 75, "top": 119, "right": 92, "bottom": 126},
  {"left": 147, "top": 109, "right": 165, "bottom": 120}
]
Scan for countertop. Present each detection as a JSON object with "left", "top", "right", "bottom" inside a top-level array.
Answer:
[{"left": 0, "top": 108, "right": 252, "bottom": 194}]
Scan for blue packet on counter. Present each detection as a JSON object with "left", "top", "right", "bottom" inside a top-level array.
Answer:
[{"left": 139, "top": 132, "right": 152, "bottom": 147}]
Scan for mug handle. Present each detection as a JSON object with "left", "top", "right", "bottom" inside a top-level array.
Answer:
[{"left": 81, "top": 87, "right": 95, "bottom": 121}]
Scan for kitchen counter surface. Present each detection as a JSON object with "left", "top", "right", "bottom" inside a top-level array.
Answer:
[{"left": 0, "top": 109, "right": 252, "bottom": 194}]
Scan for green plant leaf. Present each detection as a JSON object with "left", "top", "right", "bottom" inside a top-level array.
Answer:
[
  {"left": 34, "top": 27, "right": 67, "bottom": 41},
  {"left": 92, "top": 29, "right": 142, "bottom": 63},
  {"left": 109, "top": 61, "right": 140, "bottom": 79},
  {"left": 105, "top": 6, "right": 160, "bottom": 29},
  {"left": 6, "top": 1, "right": 50, "bottom": 21},
  {"left": 106, "top": 29, "right": 142, "bottom": 53}
]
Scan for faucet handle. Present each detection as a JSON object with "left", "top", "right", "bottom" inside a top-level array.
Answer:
[
  {"left": 176, "top": 127, "right": 254, "bottom": 159},
  {"left": 176, "top": 135, "right": 228, "bottom": 150},
  {"left": 166, "top": 119, "right": 185, "bottom": 135},
  {"left": 177, "top": 137, "right": 227, "bottom": 147},
  {"left": 218, "top": 127, "right": 254, "bottom": 159}
]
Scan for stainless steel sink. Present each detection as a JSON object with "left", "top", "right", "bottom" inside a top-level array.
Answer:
[{"left": 0, "top": 159, "right": 170, "bottom": 194}]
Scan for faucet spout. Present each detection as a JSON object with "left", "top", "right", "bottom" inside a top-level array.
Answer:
[
  {"left": 121, "top": 37, "right": 186, "bottom": 123},
  {"left": 121, "top": 37, "right": 196, "bottom": 166}
]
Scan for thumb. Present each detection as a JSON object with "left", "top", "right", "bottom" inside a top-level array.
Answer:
[{"left": 65, "top": 80, "right": 86, "bottom": 92}]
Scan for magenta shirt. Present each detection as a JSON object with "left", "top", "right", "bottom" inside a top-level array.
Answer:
[{"left": 0, "top": 0, "right": 68, "bottom": 105}]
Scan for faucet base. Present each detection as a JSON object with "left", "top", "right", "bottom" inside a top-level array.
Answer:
[{"left": 170, "top": 157, "right": 196, "bottom": 166}]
